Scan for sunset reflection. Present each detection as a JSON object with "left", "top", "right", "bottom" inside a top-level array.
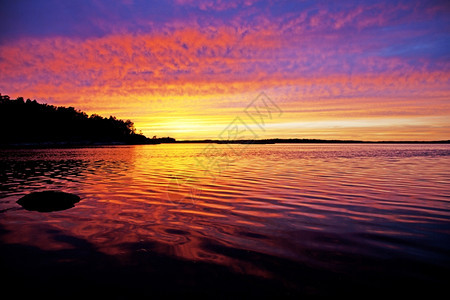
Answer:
[{"left": 1, "top": 144, "right": 449, "bottom": 290}]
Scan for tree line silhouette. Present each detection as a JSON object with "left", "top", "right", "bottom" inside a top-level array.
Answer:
[{"left": 0, "top": 94, "right": 175, "bottom": 146}]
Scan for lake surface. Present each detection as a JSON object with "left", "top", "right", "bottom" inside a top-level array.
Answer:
[{"left": 1, "top": 144, "right": 449, "bottom": 297}]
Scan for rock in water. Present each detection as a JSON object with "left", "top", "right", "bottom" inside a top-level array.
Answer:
[{"left": 17, "top": 191, "right": 81, "bottom": 212}]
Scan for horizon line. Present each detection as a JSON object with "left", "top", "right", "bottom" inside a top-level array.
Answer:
[{"left": 172, "top": 138, "right": 450, "bottom": 144}]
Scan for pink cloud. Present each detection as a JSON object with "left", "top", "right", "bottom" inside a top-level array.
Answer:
[{"left": 175, "top": 0, "right": 258, "bottom": 11}]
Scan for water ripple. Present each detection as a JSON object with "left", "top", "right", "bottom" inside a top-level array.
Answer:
[{"left": 1, "top": 144, "right": 449, "bottom": 288}]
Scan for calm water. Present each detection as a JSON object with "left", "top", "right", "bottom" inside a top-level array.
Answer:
[{"left": 1, "top": 144, "right": 450, "bottom": 297}]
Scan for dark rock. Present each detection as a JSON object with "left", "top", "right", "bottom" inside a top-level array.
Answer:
[{"left": 17, "top": 191, "right": 81, "bottom": 212}]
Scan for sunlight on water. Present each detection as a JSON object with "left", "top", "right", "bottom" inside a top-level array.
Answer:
[{"left": 1, "top": 144, "right": 449, "bottom": 294}]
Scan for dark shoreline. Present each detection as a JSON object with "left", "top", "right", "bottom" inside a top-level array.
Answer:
[
  {"left": 0, "top": 141, "right": 161, "bottom": 149},
  {"left": 1, "top": 138, "right": 449, "bottom": 149},
  {"left": 174, "top": 138, "right": 450, "bottom": 144}
]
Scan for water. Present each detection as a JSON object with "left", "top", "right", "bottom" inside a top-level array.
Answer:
[{"left": 1, "top": 144, "right": 449, "bottom": 297}]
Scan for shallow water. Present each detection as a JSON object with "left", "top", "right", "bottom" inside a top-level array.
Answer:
[{"left": 1, "top": 144, "right": 449, "bottom": 297}]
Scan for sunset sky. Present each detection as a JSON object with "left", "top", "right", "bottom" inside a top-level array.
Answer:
[{"left": 1, "top": 0, "right": 449, "bottom": 140}]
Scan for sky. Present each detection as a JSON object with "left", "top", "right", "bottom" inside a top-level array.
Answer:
[{"left": 1, "top": 0, "right": 449, "bottom": 140}]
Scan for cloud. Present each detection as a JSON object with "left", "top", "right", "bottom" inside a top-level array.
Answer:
[
  {"left": 1, "top": 23, "right": 448, "bottom": 109},
  {"left": 174, "top": 0, "right": 259, "bottom": 11},
  {"left": 0, "top": 0, "right": 449, "bottom": 140}
]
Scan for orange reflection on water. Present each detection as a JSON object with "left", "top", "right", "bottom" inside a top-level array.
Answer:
[{"left": 1, "top": 144, "right": 450, "bottom": 281}]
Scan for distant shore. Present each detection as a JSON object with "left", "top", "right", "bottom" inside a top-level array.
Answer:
[
  {"left": 174, "top": 138, "right": 450, "bottom": 144},
  {"left": 2, "top": 138, "right": 449, "bottom": 149}
]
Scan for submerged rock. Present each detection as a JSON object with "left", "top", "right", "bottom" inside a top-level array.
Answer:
[{"left": 17, "top": 191, "right": 81, "bottom": 212}]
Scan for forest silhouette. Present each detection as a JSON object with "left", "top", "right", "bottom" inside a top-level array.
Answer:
[{"left": 0, "top": 94, "right": 175, "bottom": 146}]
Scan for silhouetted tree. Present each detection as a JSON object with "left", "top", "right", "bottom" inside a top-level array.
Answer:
[{"left": 0, "top": 95, "right": 175, "bottom": 146}]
